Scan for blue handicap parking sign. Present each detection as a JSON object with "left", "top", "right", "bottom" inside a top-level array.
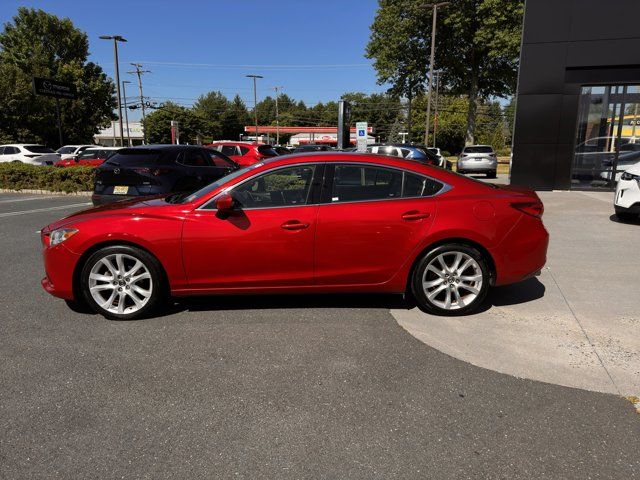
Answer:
[{"left": 358, "top": 129, "right": 365, "bottom": 136}]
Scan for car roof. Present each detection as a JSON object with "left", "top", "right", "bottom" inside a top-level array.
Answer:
[
  {"left": 1, "top": 144, "right": 45, "bottom": 147},
  {"left": 123, "top": 144, "right": 203, "bottom": 151},
  {"left": 463, "top": 145, "right": 493, "bottom": 148}
]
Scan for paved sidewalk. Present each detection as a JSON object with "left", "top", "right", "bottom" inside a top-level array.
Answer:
[{"left": 393, "top": 190, "right": 640, "bottom": 397}]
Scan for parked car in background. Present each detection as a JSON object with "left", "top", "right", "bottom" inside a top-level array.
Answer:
[
  {"left": 427, "top": 147, "right": 452, "bottom": 170},
  {"left": 0, "top": 144, "right": 60, "bottom": 165},
  {"left": 366, "top": 144, "right": 442, "bottom": 167},
  {"left": 293, "top": 144, "right": 334, "bottom": 153},
  {"left": 207, "top": 141, "right": 279, "bottom": 166},
  {"left": 273, "top": 146, "right": 293, "bottom": 156},
  {"left": 457, "top": 145, "right": 497, "bottom": 178},
  {"left": 57, "top": 147, "right": 120, "bottom": 167},
  {"left": 56, "top": 145, "right": 94, "bottom": 161},
  {"left": 41, "top": 152, "right": 548, "bottom": 320},
  {"left": 92, "top": 145, "right": 239, "bottom": 206},
  {"left": 614, "top": 162, "right": 640, "bottom": 221}
]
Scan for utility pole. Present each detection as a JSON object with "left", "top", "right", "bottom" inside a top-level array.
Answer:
[
  {"left": 129, "top": 63, "right": 151, "bottom": 144},
  {"left": 99, "top": 35, "right": 127, "bottom": 146},
  {"left": 122, "top": 80, "right": 132, "bottom": 146},
  {"left": 272, "top": 86, "right": 283, "bottom": 145},
  {"left": 422, "top": 3, "right": 450, "bottom": 146},
  {"left": 432, "top": 70, "right": 441, "bottom": 147},
  {"left": 246, "top": 75, "right": 263, "bottom": 143}
]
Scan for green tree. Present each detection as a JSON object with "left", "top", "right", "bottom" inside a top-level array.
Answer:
[
  {"left": 193, "top": 90, "right": 229, "bottom": 138},
  {"left": 367, "top": 0, "right": 523, "bottom": 145},
  {"left": 144, "top": 102, "right": 212, "bottom": 144},
  {"left": 220, "top": 94, "right": 250, "bottom": 140},
  {"left": 0, "top": 7, "right": 116, "bottom": 147}
]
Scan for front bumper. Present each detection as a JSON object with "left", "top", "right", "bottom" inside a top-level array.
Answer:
[
  {"left": 41, "top": 243, "right": 81, "bottom": 300},
  {"left": 614, "top": 178, "right": 640, "bottom": 209}
]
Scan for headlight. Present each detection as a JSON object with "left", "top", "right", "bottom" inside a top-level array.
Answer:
[
  {"left": 621, "top": 171, "right": 640, "bottom": 181},
  {"left": 49, "top": 228, "right": 78, "bottom": 246}
]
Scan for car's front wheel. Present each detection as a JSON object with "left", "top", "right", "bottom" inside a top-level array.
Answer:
[
  {"left": 80, "top": 245, "right": 165, "bottom": 320},
  {"left": 411, "top": 244, "right": 490, "bottom": 316}
]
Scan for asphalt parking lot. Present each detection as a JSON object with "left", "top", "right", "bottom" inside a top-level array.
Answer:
[{"left": 1, "top": 192, "right": 639, "bottom": 479}]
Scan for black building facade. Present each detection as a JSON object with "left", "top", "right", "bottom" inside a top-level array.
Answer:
[{"left": 511, "top": 0, "right": 640, "bottom": 190}]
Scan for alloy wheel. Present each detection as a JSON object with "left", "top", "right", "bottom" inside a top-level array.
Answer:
[
  {"left": 88, "top": 253, "right": 153, "bottom": 315},
  {"left": 421, "top": 251, "right": 483, "bottom": 310}
]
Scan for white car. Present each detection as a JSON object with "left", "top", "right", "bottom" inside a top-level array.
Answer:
[
  {"left": 0, "top": 144, "right": 60, "bottom": 165},
  {"left": 614, "top": 162, "right": 640, "bottom": 221},
  {"left": 56, "top": 145, "right": 94, "bottom": 161}
]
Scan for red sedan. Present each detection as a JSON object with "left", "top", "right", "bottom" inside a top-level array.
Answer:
[
  {"left": 207, "top": 141, "right": 279, "bottom": 166},
  {"left": 40, "top": 153, "right": 548, "bottom": 320},
  {"left": 56, "top": 147, "right": 120, "bottom": 167}
]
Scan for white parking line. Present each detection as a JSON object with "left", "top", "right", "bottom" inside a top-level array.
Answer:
[
  {"left": 0, "top": 196, "right": 57, "bottom": 204},
  {"left": 0, "top": 203, "right": 91, "bottom": 218}
]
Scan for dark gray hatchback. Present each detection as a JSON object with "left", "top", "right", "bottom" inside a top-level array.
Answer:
[{"left": 92, "top": 145, "right": 239, "bottom": 206}]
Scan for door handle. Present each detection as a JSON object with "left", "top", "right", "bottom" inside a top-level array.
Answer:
[
  {"left": 401, "top": 210, "right": 430, "bottom": 221},
  {"left": 281, "top": 220, "right": 310, "bottom": 230}
]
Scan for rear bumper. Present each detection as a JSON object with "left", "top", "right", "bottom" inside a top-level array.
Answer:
[
  {"left": 92, "top": 193, "right": 139, "bottom": 206},
  {"left": 457, "top": 160, "right": 497, "bottom": 173},
  {"left": 491, "top": 215, "right": 549, "bottom": 286},
  {"left": 41, "top": 244, "right": 81, "bottom": 300}
]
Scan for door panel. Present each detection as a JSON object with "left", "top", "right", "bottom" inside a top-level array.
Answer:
[
  {"left": 182, "top": 206, "right": 317, "bottom": 288},
  {"left": 315, "top": 199, "right": 435, "bottom": 286}
]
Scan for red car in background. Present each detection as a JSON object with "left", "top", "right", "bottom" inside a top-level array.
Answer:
[
  {"left": 56, "top": 147, "right": 120, "bottom": 167},
  {"left": 40, "top": 152, "right": 548, "bottom": 320},
  {"left": 207, "top": 141, "right": 279, "bottom": 166}
]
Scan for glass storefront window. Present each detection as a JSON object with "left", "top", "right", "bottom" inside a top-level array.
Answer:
[{"left": 572, "top": 85, "right": 640, "bottom": 189}]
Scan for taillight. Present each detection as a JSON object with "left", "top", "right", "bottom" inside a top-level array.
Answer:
[{"left": 511, "top": 201, "right": 544, "bottom": 218}]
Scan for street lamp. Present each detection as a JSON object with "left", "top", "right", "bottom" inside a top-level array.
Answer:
[
  {"left": 422, "top": 3, "right": 450, "bottom": 146},
  {"left": 100, "top": 35, "right": 127, "bottom": 147},
  {"left": 246, "top": 74, "right": 263, "bottom": 142},
  {"left": 122, "top": 80, "right": 132, "bottom": 146},
  {"left": 272, "top": 86, "right": 284, "bottom": 145}
]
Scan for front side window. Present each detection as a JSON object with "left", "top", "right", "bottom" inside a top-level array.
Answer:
[
  {"left": 208, "top": 151, "right": 235, "bottom": 168},
  {"left": 220, "top": 145, "right": 238, "bottom": 157},
  {"left": 231, "top": 165, "right": 316, "bottom": 209}
]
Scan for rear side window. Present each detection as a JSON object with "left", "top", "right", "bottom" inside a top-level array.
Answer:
[
  {"left": 403, "top": 173, "right": 443, "bottom": 197},
  {"left": 331, "top": 165, "right": 402, "bottom": 202},
  {"left": 179, "top": 149, "right": 211, "bottom": 167},
  {"left": 57, "top": 146, "right": 76, "bottom": 154},
  {"left": 239, "top": 146, "right": 250, "bottom": 155},
  {"left": 220, "top": 145, "right": 237, "bottom": 156},
  {"left": 24, "top": 145, "right": 55, "bottom": 153},
  {"left": 106, "top": 148, "right": 163, "bottom": 165}
]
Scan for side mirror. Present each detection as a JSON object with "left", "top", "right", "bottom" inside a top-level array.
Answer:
[{"left": 215, "top": 193, "right": 234, "bottom": 213}]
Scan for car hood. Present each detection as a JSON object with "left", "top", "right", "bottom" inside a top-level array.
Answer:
[
  {"left": 625, "top": 162, "right": 640, "bottom": 175},
  {"left": 41, "top": 195, "right": 169, "bottom": 233}
]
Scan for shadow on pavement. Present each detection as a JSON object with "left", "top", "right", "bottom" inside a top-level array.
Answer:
[
  {"left": 609, "top": 213, "right": 640, "bottom": 225},
  {"left": 487, "top": 277, "right": 546, "bottom": 307}
]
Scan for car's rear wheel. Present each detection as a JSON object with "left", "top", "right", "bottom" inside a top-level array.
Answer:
[
  {"left": 411, "top": 244, "right": 490, "bottom": 316},
  {"left": 80, "top": 245, "right": 165, "bottom": 320}
]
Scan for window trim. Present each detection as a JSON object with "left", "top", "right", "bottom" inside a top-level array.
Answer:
[
  {"left": 199, "top": 162, "right": 324, "bottom": 211},
  {"left": 321, "top": 162, "right": 450, "bottom": 206}
]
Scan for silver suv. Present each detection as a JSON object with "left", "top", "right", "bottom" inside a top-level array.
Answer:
[{"left": 457, "top": 145, "right": 497, "bottom": 178}]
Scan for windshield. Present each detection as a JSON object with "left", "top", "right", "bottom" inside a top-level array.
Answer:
[
  {"left": 463, "top": 146, "right": 494, "bottom": 154},
  {"left": 257, "top": 145, "right": 279, "bottom": 156},
  {"left": 177, "top": 163, "right": 262, "bottom": 204},
  {"left": 57, "top": 146, "right": 76, "bottom": 154},
  {"left": 25, "top": 145, "right": 55, "bottom": 153}
]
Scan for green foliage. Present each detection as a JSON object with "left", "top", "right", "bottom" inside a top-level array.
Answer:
[
  {"left": 366, "top": 0, "right": 524, "bottom": 144},
  {"left": 0, "top": 7, "right": 116, "bottom": 147},
  {"left": 144, "top": 101, "right": 213, "bottom": 144},
  {"left": 0, "top": 163, "right": 94, "bottom": 192}
]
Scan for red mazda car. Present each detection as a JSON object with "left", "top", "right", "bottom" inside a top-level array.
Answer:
[
  {"left": 40, "top": 153, "right": 548, "bottom": 320},
  {"left": 207, "top": 141, "right": 279, "bottom": 166}
]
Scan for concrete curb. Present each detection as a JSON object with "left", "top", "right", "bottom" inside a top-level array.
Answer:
[{"left": 0, "top": 188, "right": 92, "bottom": 196}]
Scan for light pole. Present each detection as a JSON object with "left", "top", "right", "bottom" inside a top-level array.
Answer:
[
  {"left": 122, "top": 80, "right": 132, "bottom": 146},
  {"left": 246, "top": 74, "right": 263, "bottom": 142},
  {"left": 423, "top": 3, "right": 449, "bottom": 146},
  {"left": 272, "top": 86, "right": 283, "bottom": 145},
  {"left": 99, "top": 35, "right": 127, "bottom": 147},
  {"left": 432, "top": 70, "right": 441, "bottom": 147},
  {"left": 129, "top": 63, "right": 151, "bottom": 144}
]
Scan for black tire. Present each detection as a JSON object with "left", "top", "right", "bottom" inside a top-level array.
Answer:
[
  {"left": 487, "top": 171, "right": 497, "bottom": 178},
  {"left": 79, "top": 245, "right": 166, "bottom": 320},
  {"left": 616, "top": 211, "right": 637, "bottom": 222},
  {"left": 410, "top": 243, "right": 490, "bottom": 316}
]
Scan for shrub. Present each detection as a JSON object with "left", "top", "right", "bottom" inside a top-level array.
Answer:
[{"left": 0, "top": 163, "right": 94, "bottom": 192}]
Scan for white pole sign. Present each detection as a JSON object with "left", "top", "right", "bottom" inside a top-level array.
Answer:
[{"left": 356, "top": 122, "right": 368, "bottom": 152}]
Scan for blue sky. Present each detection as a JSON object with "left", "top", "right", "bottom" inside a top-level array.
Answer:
[{"left": 1, "top": 0, "right": 387, "bottom": 121}]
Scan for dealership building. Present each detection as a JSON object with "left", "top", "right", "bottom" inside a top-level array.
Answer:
[
  {"left": 94, "top": 121, "right": 144, "bottom": 146},
  {"left": 512, "top": 0, "right": 640, "bottom": 190}
]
